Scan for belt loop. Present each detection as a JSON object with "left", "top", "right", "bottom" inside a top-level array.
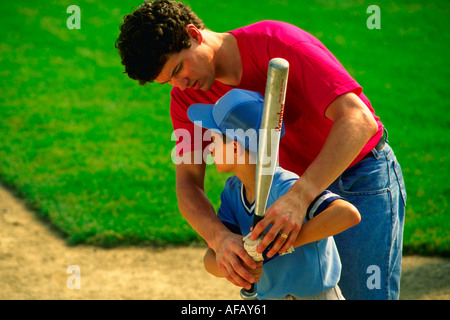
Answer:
[
  {"left": 383, "top": 127, "right": 389, "bottom": 144},
  {"left": 371, "top": 147, "right": 380, "bottom": 160}
]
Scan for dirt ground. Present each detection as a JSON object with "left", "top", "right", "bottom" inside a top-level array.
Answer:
[{"left": 1, "top": 185, "right": 449, "bottom": 300}]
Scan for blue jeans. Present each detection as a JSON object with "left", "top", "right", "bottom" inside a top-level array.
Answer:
[{"left": 327, "top": 135, "right": 407, "bottom": 300}]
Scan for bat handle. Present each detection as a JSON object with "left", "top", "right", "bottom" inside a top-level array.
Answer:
[{"left": 239, "top": 214, "right": 264, "bottom": 300}]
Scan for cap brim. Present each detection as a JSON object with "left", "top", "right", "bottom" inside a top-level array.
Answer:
[{"left": 187, "top": 103, "right": 221, "bottom": 132}]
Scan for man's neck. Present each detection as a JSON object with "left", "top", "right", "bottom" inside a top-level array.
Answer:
[{"left": 203, "top": 30, "right": 242, "bottom": 86}]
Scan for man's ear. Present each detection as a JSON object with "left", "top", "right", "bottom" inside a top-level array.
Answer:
[{"left": 186, "top": 24, "right": 203, "bottom": 43}]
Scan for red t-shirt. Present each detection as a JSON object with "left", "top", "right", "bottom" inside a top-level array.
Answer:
[{"left": 170, "top": 20, "right": 383, "bottom": 175}]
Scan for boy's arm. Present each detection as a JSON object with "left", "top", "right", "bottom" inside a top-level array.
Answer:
[
  {"left": 204, "top": 248, "right": 225, "bottom": 278},
  {"left": 293, "top": 198, "right": 361, "bottom": 248},
  {"left": 249, "top": 195, "right": 360, "bottom": 260}
]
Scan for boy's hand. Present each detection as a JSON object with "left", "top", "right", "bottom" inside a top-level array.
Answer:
[{"left": 243, "top": 232, "right": 264, "bottom": 261}]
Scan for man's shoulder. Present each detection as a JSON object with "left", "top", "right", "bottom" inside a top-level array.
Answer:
[
  {"left": 230, "top": 20, "right": 314, "bottom": 49},
  {"left": 231, "top": 20, "right": 295, "bottom": 33}
]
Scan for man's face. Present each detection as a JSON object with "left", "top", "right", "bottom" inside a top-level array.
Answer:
[{"left": 155, "top": 39, "right": 216, "bottom": 91}]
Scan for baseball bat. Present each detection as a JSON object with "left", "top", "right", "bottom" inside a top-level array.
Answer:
[{"left": 240, "top": 58, "right": 289, "bottom": 300}]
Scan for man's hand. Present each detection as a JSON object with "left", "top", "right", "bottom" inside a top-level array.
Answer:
[
  {"left": 214, "top": 232, "right": 259, "bottom": 289},
  {"left": 245, "top": 261, "right": 263, "bottom": 284},
  {"left": 250, "top": 184, "right": 309, "bottom": 258}
]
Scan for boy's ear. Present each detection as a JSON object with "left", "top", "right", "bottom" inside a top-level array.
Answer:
[
  {"left": 233, "top": 140, "right": 243, "bottom": 156},
  {"left": 186, "top": 24, "right": 203, "bottom": 43}
]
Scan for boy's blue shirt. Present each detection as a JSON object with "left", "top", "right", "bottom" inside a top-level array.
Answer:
[{"left": 218, "top": 167, "right": 343, "bottom": 299}]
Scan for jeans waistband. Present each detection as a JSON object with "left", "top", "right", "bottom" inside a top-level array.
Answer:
[{"left": 362, "top": 127, "right": 387, "bottom": 160}]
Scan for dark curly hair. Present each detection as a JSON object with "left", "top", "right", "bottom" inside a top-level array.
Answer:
[{"left": 115, "top": 0, "right": 205, "bottom": 85}]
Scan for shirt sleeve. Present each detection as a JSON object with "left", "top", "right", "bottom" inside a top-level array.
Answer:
[
  {"left": 305, "top": 190, "right": 344, "bottom": 221},
  {"left": 217, "top": 182, "right": 242, "bottom": 235},
  {"left": 283, "top": 42, "right": 362, "bottom": 118},
  {"left": 170, "top": 88, "right": 210, "bottom": 157}
]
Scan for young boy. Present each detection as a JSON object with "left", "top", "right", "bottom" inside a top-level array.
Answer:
[{"left": 187, "top": 89, "right": 361, "bottom": 300}]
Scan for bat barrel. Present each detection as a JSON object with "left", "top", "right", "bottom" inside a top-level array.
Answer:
[
  {"left": 240, "top": 58, "right": 289, "bottom": 301},
  {"left": 254, "top": 58, "right": 289, "bottom": 219},
  {"left": 269, "top": 57, "right": 290, "bottom": 70}
]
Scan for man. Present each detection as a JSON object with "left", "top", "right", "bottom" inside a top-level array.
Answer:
[{"left": 115, "top": 0, "right": 406, "bottom": 299}]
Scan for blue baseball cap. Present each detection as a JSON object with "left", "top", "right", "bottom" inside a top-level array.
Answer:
[{"left": 187, "top": 89, "right": 284, "bottom": 153}]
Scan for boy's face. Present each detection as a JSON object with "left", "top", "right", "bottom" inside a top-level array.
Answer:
[
  {"left": 209, "top": 131, "right": 237, "bottom": 173},
  {"left": 155, "top": 35, "right": 216, "bottom": 91},
  {"left": 209, "top": 131, "right": 254, "bottom": 173}
]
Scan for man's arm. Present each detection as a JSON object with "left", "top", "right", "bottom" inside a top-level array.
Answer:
[
  {"left": 175, "top": 152, "right": 223, "bottom": 247},
  {"left": 203, "top": 247, "right": 263, "bottom": 283},
  {"left": 252, "top": 92, "right": 378, "bottom": 256},
  {"left": 176, "top": 151, "right": 257, "bottom": 289}
]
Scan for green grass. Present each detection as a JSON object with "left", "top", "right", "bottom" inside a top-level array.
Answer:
[{"left": 0, "top": 0, "right": 449, "bottom": 254}]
